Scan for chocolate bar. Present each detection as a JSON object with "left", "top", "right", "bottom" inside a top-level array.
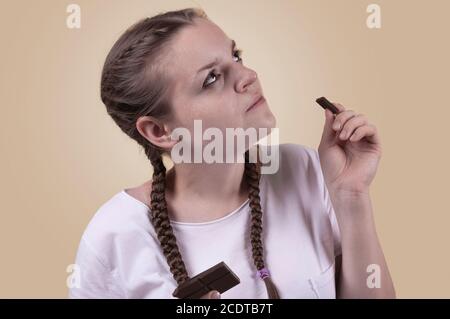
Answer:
[{"left": 172, "top": 261, "right": 240, "bottom": 299}]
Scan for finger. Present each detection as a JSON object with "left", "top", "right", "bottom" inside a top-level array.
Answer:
[
  {"left": 332, "top": 110, "right": 357, "bottom": 132},
  {"left": 349, "top": 124, "right": 380, "bottom": 144},
  {"left": 338, "top": 115, "right": 368, "bottom": 140},
  {"left": 200, "top": 290, "right": 221, "bottom": 299},
  {"left": 320, "top": 108, "right": 336, "bottom": 146},
  {"left": 319, "top": 101, "right": 351, "bottom": 147},
  {"left": 332, "top": 102, "right": 346, "bottom": 114}
]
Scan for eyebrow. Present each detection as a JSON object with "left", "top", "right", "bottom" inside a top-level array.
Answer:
[{"left": 196, "top": 39, "right": 236, "bottom": 74}]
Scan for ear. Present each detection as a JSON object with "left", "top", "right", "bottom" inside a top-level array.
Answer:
[{"left": 136, "top": 116, "right": 179, "bottom": 151}]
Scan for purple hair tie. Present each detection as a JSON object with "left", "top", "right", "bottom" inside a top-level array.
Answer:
[{"left": 257, "top": 268, "right": 270, "bottom": 280}]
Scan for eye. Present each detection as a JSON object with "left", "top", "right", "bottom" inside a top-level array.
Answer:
[
  {"left": 203, "top": 69, "right": 221, "bottom": 88},
  {"left": 232, "top": 49, "right": 243, "bottom": 63},
  {"left": 202, "top": 49, "right": 244, "bottom": 89}
]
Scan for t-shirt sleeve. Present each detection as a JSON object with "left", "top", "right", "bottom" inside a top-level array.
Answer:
[
  {"left": 311, "top": 147, "right": 342, "bottom": 258},
  {"left": 322, "top": 171, "right": 342, "bottom": 257},
  {"left": 68, "top": 236, "right": 125, "bottom": 299}
]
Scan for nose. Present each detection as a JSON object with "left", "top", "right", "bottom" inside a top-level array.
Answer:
[{"left": 235, "top": 67, "right": 258, "bottom": 93}]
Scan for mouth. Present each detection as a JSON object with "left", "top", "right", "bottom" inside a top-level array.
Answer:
[{"left": 246, "top": 95, "right": 265, "bottom": 112}]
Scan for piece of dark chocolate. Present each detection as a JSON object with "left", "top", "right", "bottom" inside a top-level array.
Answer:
[
  {"left": 316, "top": 96, "right": 340, "bottom": 114},
  {"left": 172, "top": 261, "right": 240, "bottom": 299}
]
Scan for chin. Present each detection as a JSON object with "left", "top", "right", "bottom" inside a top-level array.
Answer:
[
  {"left": 255, "top": 109, "right": 277, "bottom": 130},
  {"left": 244, "top": 112, "right": 277, "bottom": 142}
]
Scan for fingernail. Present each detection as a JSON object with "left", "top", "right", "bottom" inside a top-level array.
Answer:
[
  {"left": 333, "top": 123, "right": 340, "bottom": 130},
  {"left": 211, "top": 291, "right": 221, "bottom": 299}
]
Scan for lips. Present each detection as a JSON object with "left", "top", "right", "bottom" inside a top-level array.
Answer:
[{"left": 246, "top": 95, "right": 264, "bottom": 112}]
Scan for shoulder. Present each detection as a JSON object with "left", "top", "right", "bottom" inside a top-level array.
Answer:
[
  {"left": 260, "top": 142, "right": 323, "bottom": 187},
  {"left": 259, "top": 142, "right": 319, "bottom": 170},
  {"left": 278, "top": 142, "right": 319, "bottom": 167},
  {"left": 259, "top": 143, "right": 330, "bottom": 214},
  {"left": 70, "top": 186, "right": 162, "bottom": 298},
  {"left": 123, "top": 180, "right": 152, "bottom": 208},
  {"left": 259, "top": 143, "right": 341, "bottom": 257},
  {"left": 79, "top": 187, "right": 155, "bottom": 268}
]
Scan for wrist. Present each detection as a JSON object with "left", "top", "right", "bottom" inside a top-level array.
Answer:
[
  {"left": 329, "top": 188, "right": 375, "bottom": 226},
  {"left": 328, "top": 183, "right": 371, "bottom": 198}
]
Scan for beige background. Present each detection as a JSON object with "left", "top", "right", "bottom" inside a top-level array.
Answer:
[{"left": 1, "top": 0, "right": 449, "bottom": 298}]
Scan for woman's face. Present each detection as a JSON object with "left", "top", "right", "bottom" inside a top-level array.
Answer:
[{"left": 161, "top": 18, "right": 276, "bottom": 142}]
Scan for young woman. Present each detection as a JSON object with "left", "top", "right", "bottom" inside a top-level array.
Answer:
[{"left": 69, "top": 8, "right": 395, "bottom": 299}]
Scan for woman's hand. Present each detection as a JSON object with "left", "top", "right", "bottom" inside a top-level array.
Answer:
[
  {"left": 318, "top": 101, "right": 382, "bottom": 196},
  {"left": 200, "top": 290, "right": 221, "bottom": 299}
]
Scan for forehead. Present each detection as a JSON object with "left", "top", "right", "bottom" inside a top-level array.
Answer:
[{"left": 162, "top": 19, "right": 230, "bottom": 86}]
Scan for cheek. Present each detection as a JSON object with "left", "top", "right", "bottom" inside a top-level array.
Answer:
[
  {"left": 201, "top": 98, "right": 243, "bottom": 129},
  {"left": 199, "top": 91, "right": 229, "bottom": 110},
  {"left": 197, "top": 92, "right": 237, "bottom": 115},
  {"left": 172, "top": 92, "right": 243, "bottom": 132}
]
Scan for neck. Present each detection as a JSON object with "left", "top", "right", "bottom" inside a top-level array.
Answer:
[
  {"left": 163, "top": 151, "right": 255, "bottom": 223},
  {"left": 166, "top": 161, "right": 248, "bottom": 203}
]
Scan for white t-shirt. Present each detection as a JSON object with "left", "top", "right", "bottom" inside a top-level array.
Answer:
[{"left": 68, "top": 143, "right": 341, "bottom": 299}]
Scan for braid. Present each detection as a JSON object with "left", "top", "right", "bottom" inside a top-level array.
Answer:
[
  {"left": 146, "top": 145, "right": 280, "bottom": 299},
  {"left": 101, "top": 31, "right": 161, "bottom": 104},
  {"left": 245, "top": 145, "right": 280, "bottom": 299},
  {"left": 148, "top": 151, "right": 190, "bottom": 286}
]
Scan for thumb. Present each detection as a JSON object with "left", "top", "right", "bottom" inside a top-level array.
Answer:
[
  {"left": 320, "top": 108, "right": 337, "bottom": 147},
  {"left": 201, "top": 290, "right": 221, "bottom": 299},
  {"left": 209, "top": 290, "right": 221, "bottom": 299}
]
